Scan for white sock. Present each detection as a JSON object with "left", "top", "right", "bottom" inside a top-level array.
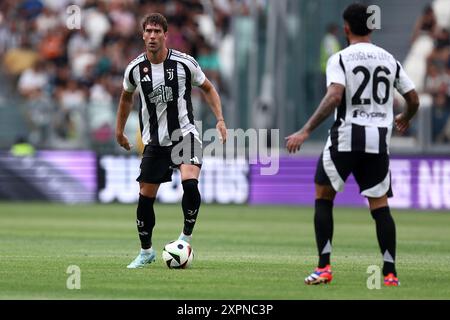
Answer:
[
  {"left": 141, "top": 247, "right": 153, "bottom": 254},
  {"left": 180, "top": 232, "right": 192, "bottom": 242}
]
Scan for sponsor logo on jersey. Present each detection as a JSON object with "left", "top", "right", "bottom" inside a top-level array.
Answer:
[
  {"left": 352, "top": 109, "right": 387, "bottom": 120},
  {"left": 141, "top": 74, "right": 151, "bottom": 82},
  {"left": 148, "top": 85, "right": 173, "bottom": 104}
]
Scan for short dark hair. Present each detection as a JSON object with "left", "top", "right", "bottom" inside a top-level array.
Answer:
[
  {"left": 142, "top": 13, "right": 168, "bottom": 32},
  {"left": 423, "top": 4, "right": 433, "bottom": 15},
  {"left": 343, "top": 3, "right": 372, "bottom": 36}
]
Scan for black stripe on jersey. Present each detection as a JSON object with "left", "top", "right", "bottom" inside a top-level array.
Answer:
[
  {"left": 139, "top": 61, "right": 160, "bottom": 146},
  {"left": 329, "top": 89, "right": 346, "bottom": 150},
  {"left": 378, "top": 127, "right": 388, "bottom": 153},
  {"left": 351, "top": 123, "right": 366, "bottom": 152},
  {"left": 179, "top": 62, "right": 195, "bottom": 125},
  {"left": 164, "top": 59, "right": 180, "bottom": 140},
  {"left": 138, "top": 98, "right": 144, "bottom": 138},
  {"left": 339, "top": 54, "right": 346, "bottom": 72},
  {"left": 394, "top": 62, "right": 401, "bottom": 90},
  {"left": 336, "top": 88, "right": 346, "bottom": 121},
  {"left": 171, "top": 52, "right": 199, "bottom": 68},
  {"left": 129, "top": 65, "right": 137, "bottom": 87},
  {"left": 330, "top": 122, "right": 339, "bottom": 151},
  {"left": 395, "top": 62, "right": 400, "bottom": 80}
]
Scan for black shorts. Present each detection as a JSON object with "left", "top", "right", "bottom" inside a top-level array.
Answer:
[
  {"left": 136, "top": 133, "right": 203, "bottom": 184},
  {"left": 314, "top": 147, "right": 393, "bottom": 198}
]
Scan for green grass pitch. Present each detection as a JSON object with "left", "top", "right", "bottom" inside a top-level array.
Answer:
[{"left": 0, "top": 202, "right": 449, "bottom": 299}]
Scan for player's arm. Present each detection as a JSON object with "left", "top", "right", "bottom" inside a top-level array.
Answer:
[
  {"left": 115, "top": 89, "right": 134, "bottom": 150},
  {"left": 393, "top": 61, "right": 420, "bottom": 134},
  {"left": 286, "top": 83, "right": 345, "bottom": 153},
  {"left": 395, "top": 90, "right": 420, "bottom": 134},
  {"left": 199, "top": 78, "right": 227, "bottom": 143}
]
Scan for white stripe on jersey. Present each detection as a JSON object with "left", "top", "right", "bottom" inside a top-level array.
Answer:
[
  {"left": 337, "top": 121, "right": 350, "bottom": 152},
  {"left": 176, "top": 63, "right": 193, "bottom": 135},
  {"left": 365, "top": 126, "right": 379, "bottom": 153},
  {"left": 139, "top": 85, "right": 150, "bottom": 144},
  {"left": 151, "top": 63, "right": 171, "bottom": 146}
]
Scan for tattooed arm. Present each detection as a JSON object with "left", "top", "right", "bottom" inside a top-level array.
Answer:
[
  {"left": 394, "top": 89, "right": 419, "bottom": 134},
  {"left": 285, "top": 83, "right": 345, "bottom": 153}
]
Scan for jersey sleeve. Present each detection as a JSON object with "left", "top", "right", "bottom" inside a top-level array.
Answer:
[
  {"left": 326, "top": 53, "right": 346, "bottom": 87},
  {"left": 190, "top": 57, "right": 206, "bottom": 87},
  {"left": 123, "top": 63, "right": 137, "bottom": 93},
  {"left": 394, "top": 61, "right": 415, "bottom": 95}
]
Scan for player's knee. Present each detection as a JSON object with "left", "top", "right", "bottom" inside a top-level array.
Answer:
[
  {"left": 368, "top": 196, "right": 388, "bottom": 211},
  {"left": 180, "top": 164, "right": 200, "bottom": 181},
  {"left": 139, "top": 183, "right": 159, "bottom": 198},
  {"left": 315, "top": 184, "right": 336, "bottom": 201}
]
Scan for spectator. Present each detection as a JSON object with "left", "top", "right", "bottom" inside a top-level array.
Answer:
[
  {"left": 10, "top": 135, "right": 35, "bottom": 157},
  {"left": 35, "top": 6, "right": 59, "bottom": 34},
  {"left": 38, "top": 27, "right": 66, "bottom": 64},
  {"left": 88, "top": 75, "right": 114, "bottom": 144},
  {"left": 424, "top": 63, "right": 449, "bottom": 95},
  {"left": 427, "top": 28, "right": 450, "bottom": 71},
  {"left": 320, "top": 24, "right": 341, "bottom": 74},
  {"left": 24, "top": 88, "right": 54, "bottom": 147},
  {"left": 411, "top": 4, "right": 437, "bottom": 44},
  {"left": 54, "top": 79, "right": 86, "bottom": 144},
  {"left": 432, "top": 92, "right": 450, "bottom": 142},
  {"left": 17, "top": 61, "right": 48, "bottom": 98}
]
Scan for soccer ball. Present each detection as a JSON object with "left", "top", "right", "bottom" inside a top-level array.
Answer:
[{"left": 162, "top": 240, "right": 194, "bottom": 269}]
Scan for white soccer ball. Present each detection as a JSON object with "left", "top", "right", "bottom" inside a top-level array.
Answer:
[{"left": 162, "top": 240, "right": 194, "bottom": 269}]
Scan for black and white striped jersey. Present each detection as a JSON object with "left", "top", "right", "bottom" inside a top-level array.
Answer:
[
  {"left": 325, "top": 42, "right": 415, "bottom": 154},
  {"left": 123, "top": 49, "right": 206, "bottom": 146}
]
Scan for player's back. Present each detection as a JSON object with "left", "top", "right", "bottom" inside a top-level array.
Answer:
[
  {"left": 326, "top": 42, "right": 414, "bottom": 154},
  {"left": 338, "top": 43, "right": 398, "bottom": 128}
]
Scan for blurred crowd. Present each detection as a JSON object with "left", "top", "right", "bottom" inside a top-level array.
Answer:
[
  {"left": 0, "top": 0, "right": 253, "bottom": 151},
  {"left": 408, "top": 2, "right": 450, "bottom": 143},
  {"left": 3, "top": 0, "right": 448, "bottom": 150}
]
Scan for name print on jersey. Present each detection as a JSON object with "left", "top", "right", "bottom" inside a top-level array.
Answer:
[{"left": 345, "top": 51, "right": 392, "bottom": 62}]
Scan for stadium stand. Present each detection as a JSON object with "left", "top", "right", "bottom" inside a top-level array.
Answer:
[
  {"left": 0, "top": 0, "right": 448, "bottom": 149},
  {"left": 0, "top": 0, "right": 245, "bottom": 151},
  {"left": 403, "top": 0, "right": 450, "bottom": 143}
]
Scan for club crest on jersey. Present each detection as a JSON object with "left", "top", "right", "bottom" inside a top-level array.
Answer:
[
  {"left": 166, "top": 68, "right": 174, "bottom": 81},
  {"left": 148, "top": 85, "right": 173, "bottom": 104}
]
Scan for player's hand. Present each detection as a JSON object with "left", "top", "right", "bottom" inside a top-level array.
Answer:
[
  {"left": 285, "top": 131, "right": 309, "bottom": 153},
  {"left": 216, "top": 120, "right": 227, "bottom": 144},
  {"left": 116, "top": 132, "right": 133, "bottom": 151},
  {"left": 394, "top": 113, "right": 410, "bottom": 134}
]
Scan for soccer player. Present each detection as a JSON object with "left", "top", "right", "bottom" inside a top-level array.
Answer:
[
  {"left": 116, "top": 13, "right": 227, "bottom": 268},
  {"left": 286, "top": 3, "right": 419, "bottom": 286}
]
